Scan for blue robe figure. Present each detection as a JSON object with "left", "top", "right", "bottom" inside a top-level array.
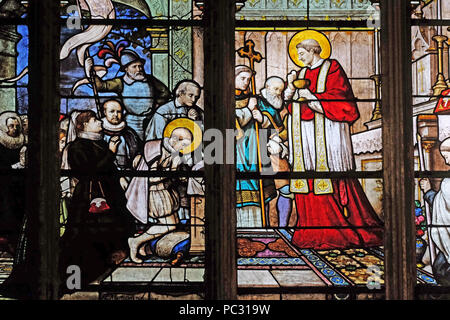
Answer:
[{"left": 235, "top": 92, "right": 276, "bottom": 228}]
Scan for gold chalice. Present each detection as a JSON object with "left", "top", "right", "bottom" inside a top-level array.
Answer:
[
  {"left": 293, "top": 79, "right": 311, "bottom": 102},
  {"left": 293, "top": 79, "right": 311, "bottom": 89}
]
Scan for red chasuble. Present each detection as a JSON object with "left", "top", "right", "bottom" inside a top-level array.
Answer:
[{"left": 289, "top": 59, "right": 383, "bottom": 250}]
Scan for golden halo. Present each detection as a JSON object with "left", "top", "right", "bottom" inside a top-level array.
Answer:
[
  {"left": 288, "top": 30, "right": 332, "bottom": 67},
  {"left": 163, "top": 117, "right": 202, "bottom": 154}
]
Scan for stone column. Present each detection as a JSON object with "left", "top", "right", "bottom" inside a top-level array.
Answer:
[{"left": 0, "top": 25, "right": 21, "bottom": 112}]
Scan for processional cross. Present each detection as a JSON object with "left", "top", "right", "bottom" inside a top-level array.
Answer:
[{"left": 237, "top": 40, "right": 267, "bottom": 227}]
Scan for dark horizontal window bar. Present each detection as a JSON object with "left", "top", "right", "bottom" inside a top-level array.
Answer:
[
  {"left": 285, "top": 98, "right": 380, "bottom": 103},
  {"left": 59, "top": 222, "right": 204, "bottom": 227},
  {"left": 0, "top": 85, "right": 28, "bottom": 89},
  {"left": 55, "top": 18, "right": 382, "bottom": 29},
  {"left": 244, "top": 225, "right": 385, "bottom": 230},
  {"left": 415, "top": 225, "right": 450, "bottom": 228},
  {"left": 58, "top": 18, "right": 204, "bottom": 27},
  {"left": 60, "top": 96, "right": 381, "bottom": 103},
  {"left": 60, "top": 169, "right": 205, "bottom": 178},
  {"left": 237, "top": 171, "right": 383, "bottom": 179},
  {"left": 0, "top": 17, "right": 27, "bottom": 24},
  {"left": 0, "top": 170, "right": 385, "bottom": 179},
  {"left": 60, "top": 223, "right": 382, "bottom": 229},
  {"left": 237, "top": 286, "right": 384, "bottom": 295},
  {"left": 85, "top": 282, "right": 205, "bottom": 293},
  {"left": 235, "top": 20, "right": 380, "bottom": 29},
  {"left": 412, "top": 95, "right": 449, "bottom": 98},
  {"left": 415, "top": 285, "right": 450, "bottom": 293},
  {"left": 415, "top": 171, "right": 450, "bottom": 178},
  {"left": 411, "top": 19, "right": 450, "bottom": 26}
]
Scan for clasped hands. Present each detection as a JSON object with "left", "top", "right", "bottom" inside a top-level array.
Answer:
[{"left": 247, "top": 97, "right": 263, "bottom": 123}]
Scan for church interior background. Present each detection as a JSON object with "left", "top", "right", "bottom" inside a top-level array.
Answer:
[{"left": 0, "top": 0, "right": 449, "bottom": 300}]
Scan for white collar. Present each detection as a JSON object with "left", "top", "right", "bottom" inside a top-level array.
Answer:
[
  {"left": 310, "top": 58, "right": 325, "bottom": 70},
  {"left": 77, "top": 131, "right": 103, "bottom": 141},
  {"left": 0, "top": 130, "right": 24, "bottom": 150},
  {"left": 101, "top": 117, "right": 127, "bottom": 133}
]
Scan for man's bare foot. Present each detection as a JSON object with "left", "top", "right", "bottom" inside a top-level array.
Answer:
[
  {"left": 128, "top": 237, "right": 143, "bottom": 264},
  {"left": 170, "top": 252, "right": 184, "bottom": 266},
  {"left": 138, "top": 244, "right": 147, "bottom": 257}
]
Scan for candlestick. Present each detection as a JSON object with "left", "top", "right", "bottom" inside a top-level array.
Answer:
[{"left": 431, "top": 35, "right": 449, "bottom": 98}]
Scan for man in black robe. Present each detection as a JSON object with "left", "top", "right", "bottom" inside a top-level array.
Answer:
[
  {"left": 59, "top": 110, "right": 135, "bottom": 295},
  {"left": 0, "top": 111, "right": 26, "bottom": 254}
]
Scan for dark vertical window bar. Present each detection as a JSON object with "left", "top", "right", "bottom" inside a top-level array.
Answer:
[
  {"left": 380, "top": 0, "right": 415, "bottom": 300},
  {"left": 204, "top": 0, "right": 237, "bottom": 300},
  {"left": 28, "top": 0, "right": 61, "bottom": 299}
]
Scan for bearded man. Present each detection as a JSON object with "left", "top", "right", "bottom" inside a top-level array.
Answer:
[
  {"left": 0, "top": 111, "right": 26, "bottom": 254},
  {"left": 256, "top": 76, "right": 293, "bottom": 227},
  {"left": 101, "top": 99, "right": 141, "bottom": 171},
  {"left": 85, "top": 49, "right": 171, "bottom": 140}
]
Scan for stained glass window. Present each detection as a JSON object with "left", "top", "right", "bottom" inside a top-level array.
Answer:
[
  {"left": 1, "top": 0, "right": 206, "bottom": 301},
  {"left": 0, "top": 3, "right": 29, "bottom": 298},
  {"left": 1, "top": 0, "right": 449, "bottom": 303},
  {"left": 234, "top": 0, "right": 384, "bottom": 300},
  {"left": 412, "top": 0, "right": 450, "bottom": 299}
]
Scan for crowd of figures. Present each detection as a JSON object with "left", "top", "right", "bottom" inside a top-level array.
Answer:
[
  {"left": 8, "top": 30, "right": 450, "bottom": 297},
  {"left": 234, "top": 33, "right": 384, "bottom": 250},
  {"left": 0, "top": 49, "right": 205, "bottom": 298}
]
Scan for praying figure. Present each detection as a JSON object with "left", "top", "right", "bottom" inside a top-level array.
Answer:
[
  {"left": 125, "top": 118, "right": 202, "bottom": 264},
  {"left": 420, "top": 137, "right": 450, "bottom": 286},
  {"left": 235, "top": 65, "right": 277, "bottom": 228},
  {"left": 257, "top": 76, "right": 292, "bottom": 227},
  {"left": 59, "top": 110, "right": 135, "bottom": 291}
]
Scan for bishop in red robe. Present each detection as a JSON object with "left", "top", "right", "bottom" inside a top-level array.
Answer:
[{"left": 284, "top": 39, "right": 383, "bottom": 250}]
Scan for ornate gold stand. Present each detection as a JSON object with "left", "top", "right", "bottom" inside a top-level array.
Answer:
[
  {"left": 370, "top": 74, "right": 382, "bottom": 121},
  {"left": 431, "top": 35, "right": 449, "bottom": 98}
]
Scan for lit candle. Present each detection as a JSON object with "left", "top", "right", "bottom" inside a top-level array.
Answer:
[
  {"left": 374, "top": 29, "right": 380, "bottom": 74},
  {"left": 437, "top": 0, "right": 442, "bottom": 34}
]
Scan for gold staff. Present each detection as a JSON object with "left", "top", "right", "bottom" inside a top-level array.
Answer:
[{"left": 237, "top": 40, "right": 266, "bottom": 227}]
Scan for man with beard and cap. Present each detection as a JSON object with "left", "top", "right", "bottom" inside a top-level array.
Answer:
[
  {"left": 255, "top": 76, "right": 293, "bottom": 227},
  {"left": 85, "top": 49, "right": 171, "bottom": 140},
  {"left": 101, "top": 99, "right": 142, "bottom": 171},
  {"left": 0, "top": 111, "right": 27, "bottom": 254}
]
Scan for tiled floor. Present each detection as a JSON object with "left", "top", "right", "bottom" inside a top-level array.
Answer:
[{"left": 0, "top": 228, "right": 438, "bottom": 300}]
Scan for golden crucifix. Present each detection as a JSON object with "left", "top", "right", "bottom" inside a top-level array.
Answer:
[{"left": 237, "top": 40, "right": 267, "bottom": 227}]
